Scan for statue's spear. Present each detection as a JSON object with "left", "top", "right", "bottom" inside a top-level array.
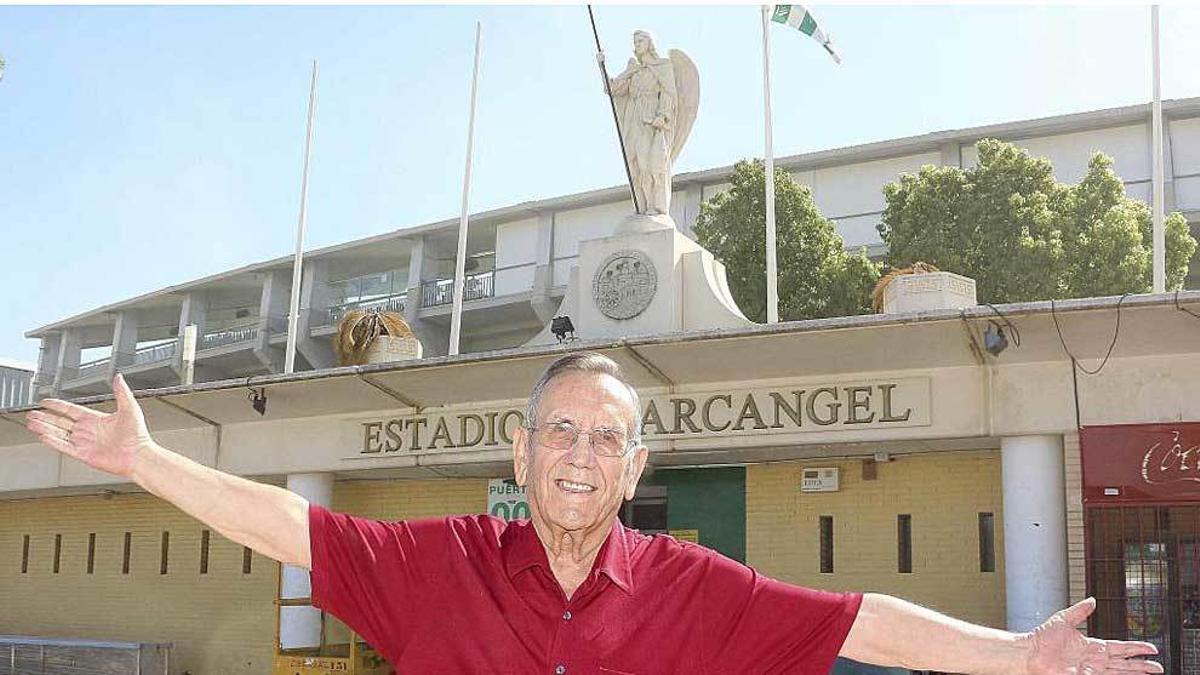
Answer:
[{"left": 587, "top": 6, "right": 641, "bottom": 214}]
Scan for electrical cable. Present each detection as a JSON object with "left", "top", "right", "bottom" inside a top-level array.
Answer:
[
  {"left": 1174, "top": 289, "right": 1200, "bottom": 322},
  {"left": 1050, "top": 294, "right": 1127, "bottom": 376}
]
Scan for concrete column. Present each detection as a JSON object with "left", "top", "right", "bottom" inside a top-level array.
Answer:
[
  {"left": 1164, "top": 116, "right": 1178, "bottom": 214},
  {"left": 296, "top": 260, "right": 334, "bottom": 370},
  {"left": 530, "top": 211, "right": 558, "bottom": 324},
  {"left": 679, "top": 183, "right": 703, "bottom": 240},
  {"left": 253, "top": 271, "right": 289, "bottom": 371},
  {"left": 1002, "top": 434, "right": 1068, "bottom": 632},
  {"left": 177, "top": 292, "right": 208, "bottom": 339},
  {"left": 110, "top": 310, "right": 139, "bottom": 375},
  {"left": 402, "top": 235, "right": 449, "bottom": 356},
  {"left": 281, "top": 473, "right": 334, "bottom": 650},
  {"left": 939, "top": 141, "right": 963, "bottom": 168},
  {"left": 174, "top": 293, "right": 208, "bottom": 380},
  {"left": 52, "top": 328, "right": 82, "bottom": 392},
  {"left": 36, "top": 335, "right": 62, "bottom": 393},
  {"left": 403, "top": 235, "right": 427, "bottom": 326}
]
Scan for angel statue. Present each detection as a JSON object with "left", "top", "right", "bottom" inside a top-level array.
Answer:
[{"left": 604, "top": 30, "right": 699, "bottom": 216}]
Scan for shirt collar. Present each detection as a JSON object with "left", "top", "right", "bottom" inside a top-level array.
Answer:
[{"left": 502, "top": 518, "right": 634, "bottom": 595}]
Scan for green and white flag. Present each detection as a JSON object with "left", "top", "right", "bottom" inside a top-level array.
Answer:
[{"left": 771, "top": 5, "right": 841, "bottom": 64}]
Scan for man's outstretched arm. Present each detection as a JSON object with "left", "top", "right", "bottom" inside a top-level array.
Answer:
[
  {"left": 840, "top": 593, "right": 1162, "bottom": 674},
  {"left": 25, "top": 374, "right": 312, "bottom": 569}
]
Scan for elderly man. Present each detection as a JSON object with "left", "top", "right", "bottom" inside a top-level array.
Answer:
[{"left": 26, "top": 352, "right": 1161, "bottom": 674}]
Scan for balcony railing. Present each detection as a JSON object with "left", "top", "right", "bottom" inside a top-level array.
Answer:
[
  {"left": 420, "top": 270, "right": 495, "bottom": 308},
  {"left": 132, "top": 341, "right": 177, "bottom": 366},
  {"left": 72, "top": 357, "right": 111, "bottom": 381},
  {"left": 317, "top": 293, "right": 408, "bottom": 328},
  {"left": 200, "top": 323, "right": 259, "bottom": 350}
]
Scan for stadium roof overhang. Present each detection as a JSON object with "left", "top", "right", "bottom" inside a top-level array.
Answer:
[{"left": 4, "top": 291, "right": 1199, "bottom": 450}]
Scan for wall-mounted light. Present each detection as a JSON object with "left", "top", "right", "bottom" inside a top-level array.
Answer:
[
  {"left": 984, "top": 320, "right": 1009, "bottom": 356},
  {"left": 551, "top": 316, "right": 576, "bottom": 344},
  {"left": 248, "top": 388, "right": 267, "bottom": 416}
]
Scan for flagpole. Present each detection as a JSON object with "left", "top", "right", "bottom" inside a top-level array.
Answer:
[
  {"left": 762, "top": 5, "right": 779, "bottom": 324},
  {"left": 449, "top": 22, "right": 482, "bottom": 357},
  {"left": 284, "top": 59, "right": 318, "bottom": 374},
  {"left": 1151, "top": 4, "right": 1165, "bottom": 293}
]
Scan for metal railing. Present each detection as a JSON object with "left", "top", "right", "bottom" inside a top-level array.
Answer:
[
  {"left": 132, "top": 341, "right": 177, "bottom": 366},
  {"left": 319, "top": 293, "right": 408, "bottom": 327},
  {"left": 420, "top": 270, "right": 495, "bottom": 308},
  {"left": 71, "top": 357, "right": 111, "bottom": 381},
  {"left": 199, "top": 323, "right": 259, "bottom": 350}
]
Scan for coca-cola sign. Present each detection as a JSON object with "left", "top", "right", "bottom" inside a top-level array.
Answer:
[{"left": 1081, "top": 423, "right": 1200, "bottom": 504}]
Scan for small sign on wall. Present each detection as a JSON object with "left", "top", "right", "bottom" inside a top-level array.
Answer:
[
  {"left": 670, "top": 529, "right": 700, "bottom": 543},
  {"left": 488, "top": 478, "right": 529, "bottom": 520},
  {"left": 801, "top": 468, "right": 839, "bottom": 493}
]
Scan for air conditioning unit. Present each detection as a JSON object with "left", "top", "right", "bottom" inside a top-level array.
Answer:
[{"left": 801, "top": 467, "right": 839, "bottom": 493}]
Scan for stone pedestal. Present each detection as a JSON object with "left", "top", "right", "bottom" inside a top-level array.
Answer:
[
  {"left": 883, "top": 271, "right": 977, "bottom": 314},
  {"left": 525, "top": 215, "right": 751, "bottom": 345}
]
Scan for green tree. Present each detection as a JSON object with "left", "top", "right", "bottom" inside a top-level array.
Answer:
[
  {"left": 879, "top": 139, "right": 1196, "bottom": 303},
  {"left": 694, "top": 160, "right": 880, "bottom": 322}
]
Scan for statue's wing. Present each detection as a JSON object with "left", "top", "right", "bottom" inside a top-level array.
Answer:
[{"left": 668, "top": 49, "right": 700, "bottom": 164}]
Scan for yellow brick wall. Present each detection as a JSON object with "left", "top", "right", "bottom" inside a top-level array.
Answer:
[
  {"left": 746, "top": 451, "right": 1006, "bottom": 628},
  {"left": 0, "top": 478, "right": 485, "bottom": 675},
  {"left": 1063, "top": 433, "right": 1087, "bottom": 604},
  {"left": 0, "top": 493, "right": 275, "bottom": 675}
]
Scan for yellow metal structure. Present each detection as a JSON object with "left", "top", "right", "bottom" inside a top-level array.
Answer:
[{"left": 271, "top": 562, "right": 391, "bottom": 675}]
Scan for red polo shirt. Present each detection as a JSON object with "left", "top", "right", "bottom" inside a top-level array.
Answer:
[{"left": 309, "top": 504, "right": 862, "bottom": 674}]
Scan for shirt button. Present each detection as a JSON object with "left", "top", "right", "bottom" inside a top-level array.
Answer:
[
  {"left": 554, "top": 666, "right": 566, "bottom": 675},
  {"left": 562, "top": 610, "right": 572, "bottom": 621}
]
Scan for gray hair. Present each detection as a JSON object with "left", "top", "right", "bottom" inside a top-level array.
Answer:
[{"left": 524, "top": 351, "right": 642, "bottom": 443}]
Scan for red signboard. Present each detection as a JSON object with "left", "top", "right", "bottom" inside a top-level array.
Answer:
[{"left": 1081, "top": 423, "right": 1200, "bottom": 504}]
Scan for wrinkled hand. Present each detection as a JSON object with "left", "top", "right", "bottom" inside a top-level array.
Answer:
[
  {"left": 25, "top": 374, "right": 152, "bottom": 478},
  {"left": 1023, "top": 598, "right": 1162, "bottom": 674}
]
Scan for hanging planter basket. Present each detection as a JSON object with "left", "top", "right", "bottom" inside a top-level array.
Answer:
[{"left": 335, "top": 310, "right": 421, "bottom": 366}]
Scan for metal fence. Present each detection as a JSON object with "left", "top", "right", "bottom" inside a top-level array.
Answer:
[
  {"left": 132, "top": 341, "right": 177, "bottom": 366},
  {"left": 0, "top": 367, "right": 34, "bottom": 408},
  {"left": 199, "top": 323, "right": 259, "bottom": 350},
  {"left": 1, "top": 635, "right": 171, "bottom": 675},
  {"left": 420, "top": 271, "right": 495, "bottom": 308},
  {"left": 71, "top": 357, "right": 110, "bottom": 382},
  {"left": 319, "top": 293, "right": 408, "bottom": 328}
]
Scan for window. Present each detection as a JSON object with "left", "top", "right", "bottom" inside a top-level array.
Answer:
[
  {"left": 897, "top": 515, "right": 912, "bottom": 573},
  {"left": 21, "top": 535, "right": 29, "bottom": 574},
  {"left": 200, "top": 530, "right": 210, "bottom": 575},
  {"left": 979, "top": 512, "right": 996, "bottom": 573},
  {"left": 620, "top": 486, "right": 668, "bottom": 534},
  {"left": 242, "top": 546, "right": 253, "bottom": 574},
  {"left": 53, "top": 534, "right": 62, "bottom": 574},
  {"left": 819, "top": 516, "right": 834, "bottom": 573},
  {"left": 160, "top": 532, "right": 170, "bottom": 575},
  {"left": 87, "top": 533, "right": 96, "bottom": 574},
  {"left": 122, "top": 532, "right": 132, "bottom": 575}
]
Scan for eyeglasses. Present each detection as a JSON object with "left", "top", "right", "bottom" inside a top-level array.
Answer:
[{"left": 528, "top": 420, "right": 635, "bottom": 457}]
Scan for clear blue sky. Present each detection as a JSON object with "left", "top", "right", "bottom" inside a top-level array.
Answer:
[{"left": 2, "top": 4, "right": 1199, "bottom": 366}]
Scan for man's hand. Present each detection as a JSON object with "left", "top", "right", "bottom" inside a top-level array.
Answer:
[
  {"left": 25, "top": 373, "right": 152, "bottom": 477},
  {"left": 1023, "top": 598, "right": 1162, "bottom": 674}
]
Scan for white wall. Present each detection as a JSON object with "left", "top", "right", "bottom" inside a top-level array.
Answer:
[
  {"left": 550, "top": 201, "right": 630, "bottom": 285},
  {"left": 1172, "top": 117, "right": 1200, "bottom": 212},
  {"left": 961, "top": 124, "right": 1150, "bottom": 184},
  {"left": 494, "top": 217, "right": 539, "bottom": 296}
]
